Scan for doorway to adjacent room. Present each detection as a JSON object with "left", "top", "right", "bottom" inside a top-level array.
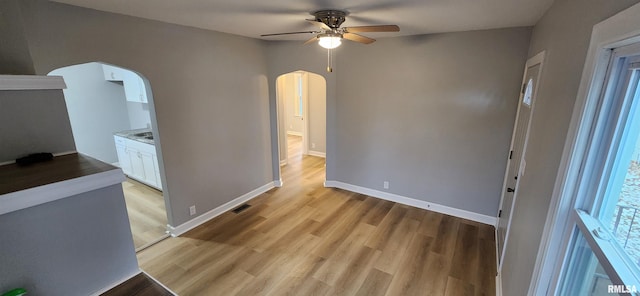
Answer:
[
  {"left": 49, "top": 62, "right": 170, "bottom": 251},
  {"left": 275, "top": 70, "right": 327, "bottom": 184}
]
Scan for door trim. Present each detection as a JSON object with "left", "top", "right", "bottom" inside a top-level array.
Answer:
[
  {"left": 302, "top": 72, "right": 310, "bottom": 155},
  {"left": 497, "top": 51, "right": 546, "bottom": 273}
]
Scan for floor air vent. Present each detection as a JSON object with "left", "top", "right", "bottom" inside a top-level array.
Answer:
[{"left": 232, "top": 204, "right": 251, "bottom": 214}]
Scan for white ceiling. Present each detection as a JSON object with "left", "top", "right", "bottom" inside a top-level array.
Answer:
[{"left": 50, "top": 0, "right": 555, "bottom": 40}]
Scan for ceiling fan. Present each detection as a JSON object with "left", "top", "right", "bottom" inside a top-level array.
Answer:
[{"left": 261, "top": 10, "right": 400, "bottom": 71}]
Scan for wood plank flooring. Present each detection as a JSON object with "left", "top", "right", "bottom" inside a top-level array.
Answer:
[
  {"left": 122, "top": 178, "right": 168, "bottom": 250},
  {"left": 137, "top": 135, "right": 496, "bottom": 295}
]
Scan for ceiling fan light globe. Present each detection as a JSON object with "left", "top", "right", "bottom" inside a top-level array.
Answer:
[{"left": 318, "top": 36, "right": 342, "bottom": 49}]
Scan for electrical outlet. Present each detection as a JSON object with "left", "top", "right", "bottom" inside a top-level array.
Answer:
[
  {"left": 312, "top": 143, "right": 316, "bottom": 148},
  {"left": 189, "top": 205, "right": 196, "bottom": 216},
  {"left": 383, "top": 181, "right": 389, "bottom": 189}
]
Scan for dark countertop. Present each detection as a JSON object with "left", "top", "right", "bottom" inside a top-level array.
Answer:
[
  {"left": 114, "top": 128, "right": 155, "bottom": 145},
  {"left": 0, "top": 153, "right": 117, "bottom": 195}
]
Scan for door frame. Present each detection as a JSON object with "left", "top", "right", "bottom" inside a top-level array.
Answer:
[
  {"left": 277, "top": 71, "right": 313, "bottom": 163},
  {"left": 48, "top": 61, "right": 173, "bottom": 244},
  {"left": 302, "top": 71, "right": 310, "bottom": 156},
  {"left": 496, "top": 51, "right": 546, "bottom": 272},
  {"left": 274, "top": 70, "right": 327, "bottom": 184}
]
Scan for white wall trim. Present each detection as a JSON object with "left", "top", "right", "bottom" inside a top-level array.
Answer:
[
  {"left": 89, "top": 269, "right": 141, "bottom": 296},
  {"left": 308, "top": 150, "right": 326, "bottom": 158},
  {"left": 167, "top": 181, "right": 276, "bottom": 236},
  {"left": 287, "top": 131, "right": 303, "bottom": 137},
  {"left": 0, "top": 168, "right": 125, "bottom": 215},
  {"left": 0, "top": 75, "right": 67, "bottom": 90},
  {"left": 280, "top": 159, "right": 287, "bottom": 166},
  {"left": 274, "top": 179, "right": 283, "bottom": 187},
  {"left": 495, "top": 226, "right": 503, "bottom": 296},
  {"left": 324, "top": 180, "right": 496, "bottom": 225}
]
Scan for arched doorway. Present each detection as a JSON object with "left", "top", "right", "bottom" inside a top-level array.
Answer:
[
  {"left": 275, "top": 70, "right": 327, "bottom": 183},
  {"left": 49, "top": 62, "right": 170, "bottom": 251}
]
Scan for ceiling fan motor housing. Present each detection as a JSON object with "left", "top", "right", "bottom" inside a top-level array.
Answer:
[{"left": 313, "top": 10, "right": 348, "bottom": 29}]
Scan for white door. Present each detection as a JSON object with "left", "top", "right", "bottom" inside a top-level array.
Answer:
[{"left": 497, "top": 52, "right": 545, "bottom": 270}]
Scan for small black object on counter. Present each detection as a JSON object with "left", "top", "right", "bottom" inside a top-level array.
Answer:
[{"left": 16, "top": 152, "right": 54, "bottom": 166}]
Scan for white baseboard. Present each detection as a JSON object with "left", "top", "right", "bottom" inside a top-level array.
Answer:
[
  {"left": 495, "top": 227, "right": 503, "bottom": 296},
  {"left": 274, "top": 179, "right": 283, "bottom": 187},
  {"left": 324, "top": 180, "right": 497, "bottom": 226},
  {"left": 308, "top": 150, "right": 326, "bottom": 158},
  {"left": 89, "top": 269, "right": 141, "bottom": 296},
  {"left": 280, "top": 159, "right": 287, "bottom": 166},
  {"left": 287, "top": 131, "right": 303, "bottom": 136},
  {"left": 167, "top": 181, "right": 276, "bottom": 236},
  {"left": 496, "top": 271, "right": 503, "bottom": 296}
]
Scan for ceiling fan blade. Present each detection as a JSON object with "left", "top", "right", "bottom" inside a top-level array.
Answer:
[
  {"left": 303, "top": 36, "right": 318, "bottom": 45},
  {"left": 306, "top": 19, "right": 331, "bottom": 31},
  {"left": 344, "top": 25, "right": 400, "bottom": 33},
  {"left": 261, "top": 31, "right": 316, "bottom": 37},
  {"left": 343, "top": 33, "right": 376, "bottom": 44}
]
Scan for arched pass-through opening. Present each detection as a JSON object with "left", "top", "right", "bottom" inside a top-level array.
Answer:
[
  {"left": 48, "top": 62, "right": 171, "bottom": 251},
  {"left": 275, "top": 70, "right": 327, "bottom": 185}
]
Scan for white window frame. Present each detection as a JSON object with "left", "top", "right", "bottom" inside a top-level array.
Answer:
[{"left": 530, "top": 3, "right": 640, "bottom": 295}]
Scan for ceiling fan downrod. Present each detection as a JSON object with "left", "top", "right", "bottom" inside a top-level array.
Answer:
[{"left": 327, "top": 48, "right": 333, "bottom": 72}]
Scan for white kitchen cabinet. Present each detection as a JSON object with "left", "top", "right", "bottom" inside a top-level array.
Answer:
[
  {"left": 127, "top": 148, "right": 146, "bottom": 182},
  {"left": 115, "top": 143, "right": 132, "bottom": 175},
  {"left": 141, "top": 152, "right": 157, "bottom": 185},
  {"left": 103, "top": 65, "right": 148, "bottom": 103},
  {"left": 102, "top": 64, "right": 125, "bottom": 81},
  {"left": 123, "top": 71, "right": 147, "bottom": 103},
  {"left": 113, "top": 135, "right": 162, "bottom": 190}
]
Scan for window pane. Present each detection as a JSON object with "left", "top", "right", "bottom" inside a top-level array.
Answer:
[
  {"left": 609, "top": 141, "right": 640, "bottom": 264},
  {"left": 599, "top": 68, "right": 640, "bottom": 268},
  {"left": 523, "top": 78, "right": 533, "bottom": 106},
  {"left": 560, "top": 230, "right": 614, "bottom": 296}
]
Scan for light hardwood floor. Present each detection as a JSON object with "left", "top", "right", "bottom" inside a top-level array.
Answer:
[
  {"left": 137, "top": 135, "right": 496, "bottom": 295},
  {"left": 122, "top": 178, "right": 168, "bottom": 250}
]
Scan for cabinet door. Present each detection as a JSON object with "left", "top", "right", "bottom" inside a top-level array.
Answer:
[
  {"left": 123, "top": 71, "right": 141, "bottom": 103},
  {"left": 127, "top": 148, "right": 146, "bottom": 181},
  {"left": 141, "top": 152, "right": 157, "bottom": 187},
  {"left": 102, "top": 65, "right": 124, "bottom": 81},
  {"left": 138, "top": 77, "right": 148, "bottom": 103},
  {"left": 115, "top": 144, "right": 132, "bottom": 175}
]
